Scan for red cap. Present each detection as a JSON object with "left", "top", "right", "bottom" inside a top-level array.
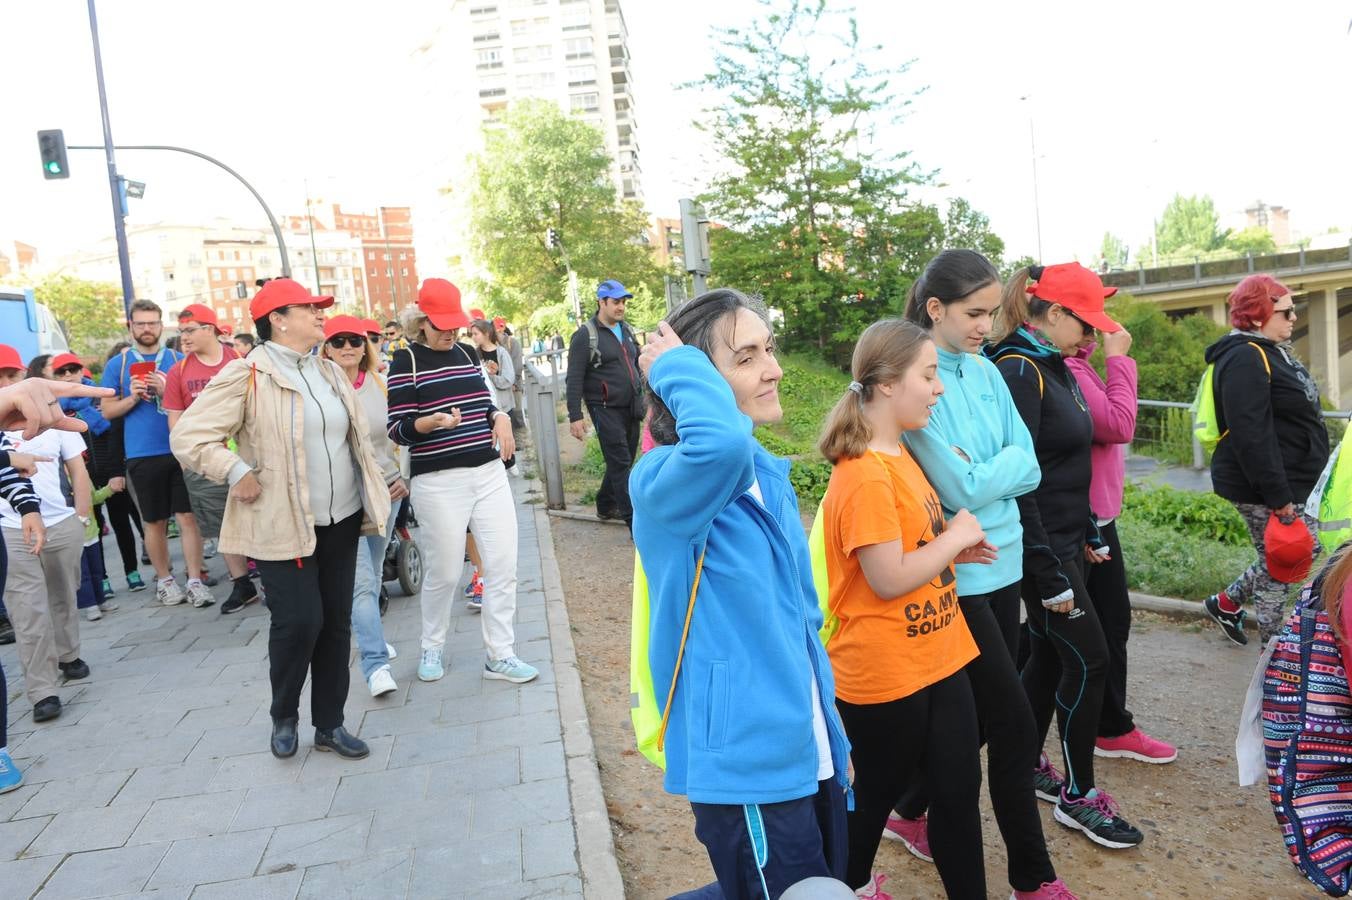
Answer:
[
  {"left": 419, "top": 279, "right": 470, "bottom": 331},
  {"left": 178, "top": 303, "right": 224, "bottom": 334},
  {"left": 1028, "top": 263, "right": 1121, "bottom": 333},
  {"left": 1265, "top": 514, "right": 1315, "bottom": 584},
  {"left": 51, "top": 352, "right": 83, "bottom": 372},
  {"left": 469, "top": 307, "right": 486, "bottom": 321},
  {"left": 323, "top": 315, "right": 369, "bottom": 340},
  {"left": 0, "top": 344, "right": 25, "bottom": 372},
  {"left": 361, "top": 318, "right": 382, "bottom": 336},
  {"left": 493, "top": 316, "right": 507, "bottom": 331},
  {"left": 249, "top": 278, "right": 335, "bottom": 321}
]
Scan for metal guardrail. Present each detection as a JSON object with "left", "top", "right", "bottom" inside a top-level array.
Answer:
[
  {"left": 1102, "top": 241, "right": 1352, "bottom": 295},
  {"left": 523, "top": 356, "right": 566, "bottom": 510},
  {"left": 1135, "top": 398, "right": 1351, "bottom": 469}
]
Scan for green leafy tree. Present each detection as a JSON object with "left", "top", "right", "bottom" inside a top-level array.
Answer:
[
  {"left": 695, "top": 0, "right": 935, "bottom": 350},
  {"left": 944, "top": 199, "right": 1005, "bottom": 271},
  {"left": 1094, "top": 295, "right": 1226, "bottom": 401},
  {"left": 467, "top": 100, "right": 662, "bottom": 321},
  {"left": 528, "top": 300, "right": 573, "bottom": 342},
  {"left": 1155, "top": 194, "right": 1231, "bottom": 256},
  {"left": 32, "top": 275, "right": 125, "bottom": 358},
  {"left": 1226, "top": 226, "right": 1277, "bottom": 255},
  {"left": 1100, "top": 232, "right": 1129, "bottom": 268}
]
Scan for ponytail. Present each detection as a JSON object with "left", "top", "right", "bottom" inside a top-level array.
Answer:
[
  {"left": 818, "top": 319, "right": 931, "bottom": 464},
  {"left": 993, "top": 264, "right": 1053, "bottom": 342},
  {"left": 903, "top": 276, "right": 931, "bottom": 328}
]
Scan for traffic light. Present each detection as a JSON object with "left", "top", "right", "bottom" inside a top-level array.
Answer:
[
  {"left": 545, "top": 227, "right": 560, "bottom": 250},
  {"left": 37, "top": 130, "right": 69, "bottom": 180}
]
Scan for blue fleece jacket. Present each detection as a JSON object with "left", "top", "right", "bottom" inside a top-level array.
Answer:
[
  {"left": 630, "top": 346, "right": 851, "bottom": 806},
  {"left": 901, "top": 345, "right": 1041, "bottom": 595}
]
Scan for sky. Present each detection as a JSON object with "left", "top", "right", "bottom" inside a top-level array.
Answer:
[{"left": 3, "top": 0, "right": 1351, "bottom": 274}]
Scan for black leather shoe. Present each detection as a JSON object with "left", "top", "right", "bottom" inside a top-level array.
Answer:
[
  {"left": 271, "top": 717, "right": 299, "bottom": 758},
  {"left": 58, "top": 658, "right": 90, "bottom": 681},
  {"left": 314, "top": 726, "right": 369, "bottom": 759},
  {"left": 33, "top": 696, "right": 61, "bottom": 723}
]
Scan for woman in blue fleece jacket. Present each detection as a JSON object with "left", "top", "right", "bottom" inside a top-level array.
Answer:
[
  {"left": 631, "top": 289, "right": 852, "bottom": 900},
  {"left": 890, "top": 250, "right": 1077, "bottom": 900}
]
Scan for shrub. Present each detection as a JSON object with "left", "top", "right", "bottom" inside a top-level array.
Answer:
[
  {"left": 1117, "top": 517, "right": 1254, "bottom": 600},
  {"left": 1121, "top": 482, "right": 1248, "bottom": 546}
]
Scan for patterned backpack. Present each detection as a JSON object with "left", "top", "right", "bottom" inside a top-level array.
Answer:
[{"left": 1263, "top": 572, "right": 1352, "bottom": 896}]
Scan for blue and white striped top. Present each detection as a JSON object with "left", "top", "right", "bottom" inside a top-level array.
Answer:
[{"left": 386, "top": 342, "right": 501, "bottom": 477}]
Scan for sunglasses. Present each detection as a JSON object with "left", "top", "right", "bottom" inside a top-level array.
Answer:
[
  {"left": 327, "top": 335, "right": 366, "bottom": 349},
  {"left": 55, "top": 365, "right": 82, "bottom": 376},
  {"left": 1066, "top": 311, "right": 1094, "bottom": 336},
  {"left": 1274, "top": 305, "right": 1297, "bottom": 321}
]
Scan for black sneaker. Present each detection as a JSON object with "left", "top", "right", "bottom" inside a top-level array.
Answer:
[
  {"left": 221, "top": 577, "right": 259, "bottom": 615},
  {"left": 1205, "top": 594, "right": 1248, "bottom": 646},
  {"left": 1054, "top": 788, "right": 1144, "bottom": 849},
  {"left": 33, "top": 696, "right": 61, "bottom": 723},
  {"left": 141, "top": 549, "right": 151, "bottom": 566},
  {"left": 59, "top": 658, "right": 91, "bottom": 681},
  {"left": 0, "top": 616, "right": 13, "bottom": 646}
]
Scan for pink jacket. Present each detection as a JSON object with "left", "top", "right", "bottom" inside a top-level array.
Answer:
[{"left": 1065, "top": 348, "right": 1138, "bottom": 520}]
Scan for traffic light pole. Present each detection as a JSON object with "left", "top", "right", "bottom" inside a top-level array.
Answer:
[{"left": 86, "top": 0, "right": 135, "bottom": 320}]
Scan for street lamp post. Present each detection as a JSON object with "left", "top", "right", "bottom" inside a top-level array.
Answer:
[
  {"left": 1018, "top": 96, "right": 1043, "bottom": 262},
  {"left": 85, "top": 0, "right": 135, "bottom": 319}
]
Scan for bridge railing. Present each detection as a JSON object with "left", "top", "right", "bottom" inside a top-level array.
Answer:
[{"left": 1103, "top": 241, "right": 1352, "bottom": 294}]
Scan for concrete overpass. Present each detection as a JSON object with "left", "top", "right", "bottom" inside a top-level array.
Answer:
[{"left": 1102, "top": 243, "right": 1352, "bottom": 407}]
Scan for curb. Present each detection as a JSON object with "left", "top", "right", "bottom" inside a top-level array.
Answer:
[
  {"left": 1130, "top": 590, "right": 1257, "bottom": 631},
  {"left": 530, "top": 483, "right": 627, "bottom": 899}
]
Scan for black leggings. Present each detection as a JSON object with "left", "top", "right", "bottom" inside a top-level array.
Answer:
[
  {"left": 836, "top": 670, "right": 984, "bottom": 899},
  {"left": 897, "top": 583, "right": 1055, "bottom": 891},
  {"left": 100, "top": 489, "right": 144, "bottom": 576},
  {"left": 1086, "top": 520, "right": 1135, "bottom": 738},
  {"left": 1022, "top": 554, "right": 1109, "bottom": 798}
]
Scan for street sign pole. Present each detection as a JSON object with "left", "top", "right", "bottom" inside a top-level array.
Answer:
[
  {"left": 86, "top": 0, "right": 134, "bottom": 320},
  {"left": 679, "top": 198, "right": 712, "bottom": 296}
]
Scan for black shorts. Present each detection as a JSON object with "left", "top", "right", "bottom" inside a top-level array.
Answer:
[{"left": 126, "top": 454, "right": 192, "bottom": 523}]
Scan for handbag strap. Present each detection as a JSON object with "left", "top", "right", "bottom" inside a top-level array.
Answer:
[{"left": 657, "top": 546, "right": 707, "bottom": 752}]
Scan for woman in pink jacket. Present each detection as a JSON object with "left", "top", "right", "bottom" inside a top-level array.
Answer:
[{"left": 1065, "top": 327, "right": 1177, "bottom": 765}]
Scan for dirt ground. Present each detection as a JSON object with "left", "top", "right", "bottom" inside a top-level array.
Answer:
[{"left": 549, "top": 509, "right": 1320, "bottom": 900}]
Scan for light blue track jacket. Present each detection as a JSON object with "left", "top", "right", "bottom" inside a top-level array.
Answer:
[
  {"left": 630, "top": 346, "right": 851, "bottom": 806},
  {"left": 901, "top": 344, "right": 1041, "bottom": 595}
]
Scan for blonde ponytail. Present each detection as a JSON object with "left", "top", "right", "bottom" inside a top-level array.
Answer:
[
  {"left": 818, "top": 319, "right": 931, "bottom": 463},
  {"left": 992, "top": 266, "right": 1034, "bottom": 343}
]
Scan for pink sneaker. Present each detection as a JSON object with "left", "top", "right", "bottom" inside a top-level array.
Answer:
[
  {"left": 855, "top": 873, "right": 891, "bottom": 899},
  {"left": 880, "top": 813, "right": 932, "bottom": 862},
  {"left": 1094, "top": 727, "right": 1177, "bottom": 764},
  {"left": 1011, "top": 879, "right": 1079, "bottom": 899}
]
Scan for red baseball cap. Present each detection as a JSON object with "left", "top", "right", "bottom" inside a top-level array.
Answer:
[
  {"left": 469, "top": 307, "right": 486, "bottom": 321},
  {"left": 51, "top": 352, "right": 83, "bottom": 372},
  {"left": 493, "top": 316, "right": 507, "bottom": 331},
  {"left": 361, "top": 318, "right": 382, "bottom": 336},
  {"left": 419, "top": 279, "right": 470, "bottom": 331},
  {"left": 0, "top": 344, "right": 21, "bottom": 372},
  {"left": 1265, "top": 514, "right": 1315, "bottom": 584},
  {"left": 178, "top": 303, "right": 224, "bottom": 334},
  {"left": 1028, "top": 263, "right": 1121, "bottom": 333},
  {"left": 249, "top": 278, "right": 335, "bottom": 321},
  {"left": 323, "top": 315, "right": 369, "bottom": 340}
]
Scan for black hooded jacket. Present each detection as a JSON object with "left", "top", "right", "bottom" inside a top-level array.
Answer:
[
  {"left": 1205, "top": 331, "right": 1328, "bottom": 509},
  {"left": 986, "top": 327, "right": 1102, "bottom": 602}
]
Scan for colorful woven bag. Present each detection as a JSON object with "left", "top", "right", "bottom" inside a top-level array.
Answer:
[{"left": 1263, "top": 576, "right": 1352, "bottom": 896}]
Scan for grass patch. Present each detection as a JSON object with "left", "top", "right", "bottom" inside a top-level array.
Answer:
[{"left": 1117, "top": 515, "right": 1253, "bottom": 600}]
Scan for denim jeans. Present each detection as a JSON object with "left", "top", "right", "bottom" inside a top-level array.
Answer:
[{"left": 351, "top": 506, "right": 397, "bottom": 680}]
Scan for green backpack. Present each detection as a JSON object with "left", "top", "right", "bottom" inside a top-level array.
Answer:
[{"left": 1192, "top": 342, "right": 1270, "bottom": 452}]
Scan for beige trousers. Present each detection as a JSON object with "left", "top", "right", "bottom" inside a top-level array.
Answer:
[{"left": 3, "top": 514, "right": 84, "bottom": 703}]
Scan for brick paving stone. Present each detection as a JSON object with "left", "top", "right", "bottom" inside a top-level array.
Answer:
[
  {"left": 0, "top": 855, "right": 63, "bottom": 899},
  {"left": 469, "top": 777, "right": 572, "bottom": 839},
  {"left": 26, "top": 800, "right": 152, "bottom": 856},
  {"left": 145, "top": 828, "right": 274, "bottom": 890},
  {"left": 186, "top": 870, "right": 303, "bottom": 900},
  {"left": 406, "top": 834, "right": 524, "bottom": 895},
  {"left": 384, "top": 723, "right": 476, "bottom": 770},
  {"left": 295, "top": 848, "right": 413, "bottom": 898},
  {"left": 16, "top": 769, "right": 133, "bottom": 817},
  {"left": 111, "top": 760, "right": 225, "bottom": 807},
  {"left": 127, "top": 790, "right": 246, "bottom": 845},
  {"left": 258, "top": 812, "right": 372, "bottom": 873},
  {"left": 229, "top": 778, "right": 340, "bottom": 831},
  {"left": 37, "top": 842, "right": 171, "bottom": 899},
  {"left": 327, "top": 766, "right": 431, "bottom": 817},
  {"left": 0, "top": 813, "right": 52, "bottom": 860},
  {"left": 364, "top": 797, "right": 471, "bottom": 855}
]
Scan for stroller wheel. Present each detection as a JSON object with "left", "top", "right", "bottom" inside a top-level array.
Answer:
[
  {"left": 397, "top": 538, "right": 423, "bottom": 597},
  {"left": 379, "top": 585, "right": 390, "bottom": 617}
]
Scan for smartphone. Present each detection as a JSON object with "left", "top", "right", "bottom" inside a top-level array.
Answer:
[{"left": 129, "top": 361, "right": 157, "bottom": 379}]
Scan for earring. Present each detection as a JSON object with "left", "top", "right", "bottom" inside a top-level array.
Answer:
[{"left": 280, "top": 326, "right": 288, "bottom": 332}]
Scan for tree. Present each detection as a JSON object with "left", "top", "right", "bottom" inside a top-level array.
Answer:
[
  {"left": 944, "top": 199, "right": 1005, "bottom": 271},
  {"left": 1100, "top": 232, "right": 1129, "bottom": 268},
  {"left": 32, "top": 275, "right": 125, "bottom": 358},
  {"left": 1226, "top": 226, "right": 1277, "bottom": 255},
  {"left": 467, "top": 100, "right": 662, "bottom": 321},
  {"left": 1155, "top": 194, "right": 1230, "bottom": 256},
  {"left": 695, "top": 0, "right": 938, "bottom": 350}
]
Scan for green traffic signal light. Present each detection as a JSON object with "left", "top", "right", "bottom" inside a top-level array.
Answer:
[{"left": 45, "top": 161, "right": 62, "bottom": 175}]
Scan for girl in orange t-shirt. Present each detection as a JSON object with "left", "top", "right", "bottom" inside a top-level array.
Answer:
[{"left": 819, "top": 319, "right": 995, "bottom": 899}]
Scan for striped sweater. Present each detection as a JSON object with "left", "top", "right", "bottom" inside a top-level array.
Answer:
[
  {"left": 386, "top": 341, "right": 501, "bottom": 477},
  {"left": 0, "top": 433, "right": 41, "bottom": 518}
]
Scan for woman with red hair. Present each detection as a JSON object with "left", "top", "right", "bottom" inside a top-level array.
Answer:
[{"left": 1203, "top": 274, "right": 1328, "bottom": 645}]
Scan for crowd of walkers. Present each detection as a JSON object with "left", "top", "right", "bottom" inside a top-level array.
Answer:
[
  {"left": 0, "top": 276, "right": 537, "bottom": 792},
  {"left": 634, "top": 254, "right": 1329, "bottom": 900}
]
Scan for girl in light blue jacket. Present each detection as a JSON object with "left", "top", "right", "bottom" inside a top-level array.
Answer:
[{"left": 891, "top": 250, "right": 1076, "bottom": 900}]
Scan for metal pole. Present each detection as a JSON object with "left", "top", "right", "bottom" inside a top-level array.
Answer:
[
  {"left": 306, "top": 184, "right": 321, "bottom": 294},
  {"left": 69, "top": 143, "right": 292, "bottom": 278},
  {"left": 524, "top": 366, "right": 566, "bottom": 509},
  {"left": 85, "top": 0, "right": 134, "bottom": 320},
  {"left": 1029, "top": 117, "right": 1042, "bottom": 262}
]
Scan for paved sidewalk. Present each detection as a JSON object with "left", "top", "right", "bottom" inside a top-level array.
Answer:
[{"left": 0, "top": 481, "right": 588, "bottom": 899}]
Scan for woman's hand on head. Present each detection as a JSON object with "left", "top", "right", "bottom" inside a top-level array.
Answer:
[{"left": 638, "top": 321, "right": 683, "bottom": 377}]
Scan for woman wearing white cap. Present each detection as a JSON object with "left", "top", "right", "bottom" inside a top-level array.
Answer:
[{"left": 387, "top": 278, "right": 537, "bottom": 686}]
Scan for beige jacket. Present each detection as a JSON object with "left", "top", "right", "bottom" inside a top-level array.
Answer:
[{"left": 170, "top": 349, "right": 392, "bottom": 561}]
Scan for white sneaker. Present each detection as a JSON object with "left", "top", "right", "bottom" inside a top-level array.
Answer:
[
  {"left": 385, "top": 642, "right": 397, "bottom": 661},
  {"left": 186, "top": 580, "right": 215, "bottom": 608},
  {"left": 98, "top": 600, "right": 119, "bottom": 613},
  {"left": 483, "top": 655, "right": 539, "bottom": 684},
  {"left": 84, "top": 606, "right": 103, "bottom": 621},
  {"left": 157, "top": 579, "right": 186, "bottom": 606},
  {"left": 368, "top": 665, "right": 398, "bottom": 697}
]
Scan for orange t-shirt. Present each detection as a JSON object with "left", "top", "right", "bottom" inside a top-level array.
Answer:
[{"left": 823, "top": 446, "right": 978, "bottom": 704}]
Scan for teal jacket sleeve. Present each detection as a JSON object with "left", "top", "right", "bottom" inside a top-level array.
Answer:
[{"left": 629, "top": 346, "right": 756, "bottom": 540}]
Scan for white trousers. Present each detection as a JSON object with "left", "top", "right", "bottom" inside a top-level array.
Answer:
[{"left": 411, "top": 459, "right": 518, "bottom": 660}]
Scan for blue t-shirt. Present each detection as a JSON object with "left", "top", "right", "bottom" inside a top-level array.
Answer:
[
  {"left": 100, "top": 346, "right": 184, "bottom": 460},
  {"left": 608, "top": 323, "right": 623, "bottom": 344}
]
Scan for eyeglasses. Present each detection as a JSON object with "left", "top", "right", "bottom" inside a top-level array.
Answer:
[
  {"left": 130, "top": 320, "right": 161, "bottom": 330},
  {"left": 178, "top": 325, "right": 209, "bottom": 337},
  {"left": 327, "top": 335, "right": 365, "bottom": 349},
  {"left": 55, "top": 366, "right": 82, "bottom": 376},
  {"left": 1274, "top": 305, "right": 1297, "bottom": 321}
]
